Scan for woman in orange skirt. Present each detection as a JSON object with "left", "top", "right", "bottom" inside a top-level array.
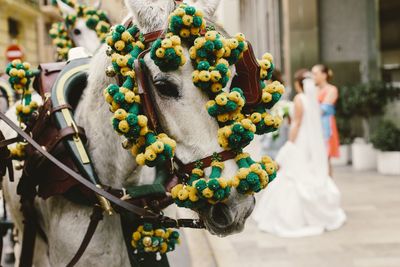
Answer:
[{"left": 312, "top": 65, "right": 340, "bottom": 176}]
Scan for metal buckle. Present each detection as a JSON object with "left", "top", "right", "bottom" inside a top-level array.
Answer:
[{"left": 95, "top": 184, "right": 114, "bottom": 216}]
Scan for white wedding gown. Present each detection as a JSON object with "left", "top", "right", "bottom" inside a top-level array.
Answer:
[{"left": 253, "top": 79, "right": 346, "bottom": 237}]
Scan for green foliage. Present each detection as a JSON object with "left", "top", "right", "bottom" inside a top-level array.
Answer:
[
  {"left": 337, "top": 81, "right": 400, "bottom": 140},
  {"left": 371, "top": 121, "right": 400, "bottom": 151},
  {"left": 338, "top": 81, "right": 400, "bottom": 119}
]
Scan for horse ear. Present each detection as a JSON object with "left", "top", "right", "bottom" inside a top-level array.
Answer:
[
  {"left": 56, "top": 0, "right": 76, "bottom": 17},
  {"left": 187, "top": 0, "right": 221, "bottom": 17},
  {"left": 124, "top": 0, "right": 175, "bottom": 33}
]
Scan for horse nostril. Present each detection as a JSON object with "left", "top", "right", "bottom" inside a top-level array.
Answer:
[{"left": 211, "top": 203, "right": 234, "bottom": 227}]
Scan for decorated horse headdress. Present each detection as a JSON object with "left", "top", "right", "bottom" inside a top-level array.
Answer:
[
  {"left": 103, "top": 3, "right": 285, "bottom": 253},
  {"left": 49, "top": 0, "right": 111, "bottom": 60}
]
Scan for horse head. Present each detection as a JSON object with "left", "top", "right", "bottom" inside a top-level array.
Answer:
[
  {"left": 125, "top": 0, "right": 255, "bottom": 236},
  {"left": 55, "top": 0, "right": 103, "bottom": 56}
]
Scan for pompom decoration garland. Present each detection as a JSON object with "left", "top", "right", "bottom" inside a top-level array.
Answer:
[
  {"left": 104, "top": 24, "right": 176, "bottom": 168},
  {"left": 104, "top": 3, "right": 285, "bottom": 212},
  {"left": 131, "top": 223, "right": 180, "bottom": 254},
  {"left": 5, "top": 60, "right": 40, "bottom": 161},
  {"left": 49, "top": 1, "right": 111, "bottom": 60},
  {"left": 5, "top": 60, "right": 40, "bottom": 124},
  {"left": 103, "top": 4, "right": 284, "bottom": 255}
]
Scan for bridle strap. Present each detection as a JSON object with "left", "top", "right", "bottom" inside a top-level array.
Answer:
[
  {"left": 66, "top": 206, "right": 103, "bottom": 267},
  {"left": 175, "top": 150, "right": 238, "bottom": 175}
]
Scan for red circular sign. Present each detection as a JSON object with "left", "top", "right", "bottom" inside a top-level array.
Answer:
[{"left": 5, "top": 44, "right": 24, "bottom": 61}]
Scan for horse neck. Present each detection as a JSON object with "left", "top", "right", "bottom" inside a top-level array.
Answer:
[{"left": 75, "top": 45, "right": 143, "bottom": 189}]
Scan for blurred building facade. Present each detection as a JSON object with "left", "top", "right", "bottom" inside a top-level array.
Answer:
[
  {"left": 0, "top": 0, "right": 61, "bottom": 70},
  {"left": 217, "top": 0, "right": 399, "bottom": 88}
]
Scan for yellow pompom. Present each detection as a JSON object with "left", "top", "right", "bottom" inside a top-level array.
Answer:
[
  {"left": 219, "top": 178, "right": 228, "bottom": 188},
  {"left": 264, "top": 114, "right": 275, "bottom": 126},
  {"left": 171, "top": 184, "right": 183, "bottom": 198},
  {"left": 114, "top": 109, "right": 127, "bottom": 120},
  {"left": 12, "top": 59, "right": 21, "bottom": 66},
  {"left": 169, "top": 35, "right": 181, "bottom": 46},
  {"left": 192, "top": 168, "right": 204, "bottom": 177},
  {"left": 194, "top": 37, "right": 206, "bottom": 49},
  {"left": 228, "top": 91, "right": 241, "bottom": 102},
  {"left": 210, "top": 71, "right": 222, "bottom": 82},
  {"left": 190, "top": 27, "right": 200, "bottom": 35},
  {"left": 215, "top": 48, "right": 225, "bottom": 58},
  {"left": 121, "top": 31, "right": 132, "bottom": 42},
  {"left": 133, "top": 232, "right": 141, "bottom": 241},
  {"left": 217, "top": 114, "right": 230, "bottom": 123},
  {"left": 189, "top": 47, "right": 197, "bottom": 59},
  {"left": 182, "top": 15, "right": 193, "bottom": 26},
  {"left": 205, "top": 31, "right": 218, "bottom": 41},
  {"left": 22, "top": 106, "right": 31, "bottom": 114},
  {"left": 235, "top": 33, "right": 246, "bottom": 42},
  {"left": 174, "top": 8, "right": 185, "bottom": 17},
  {"left": 23, "top": 62, "right": 31, "bottom": 70},
  {"left": 262, "top": 53, "right": 274, "bottom": 62},
  {"left": 161, "top": 39, "right": 173, "bottom": 49},
  {"left": 9, "top": 69, "right": 18, "bottom": 77},
  {"left": 224, "top": 47, "right": 231, "bottom": 57},
  {"left": 16, "top": 104, "right": 23, "bottom": 112},
  {"left": 17, "top": 69, "right": 26, "bottom": 78},
  {"left": 124, "top": 91, "right": 136, "bottom": 103},
  {"left": 136, "top": 41, "right": 145, "bottom": 50},
  {"left": 155, "top": 229, "right": 165, "bottom": 237},
  {"left": 156, "top": 48, "right": 165, "bottom": 58},
  {"left": 118, "top": 120, "right": 130, "bottom": 133},
  {"left": 215, "top": 94, "right": 228, "bottom": 106},
  {"left": 188, "top": 190, "right": 199, "bottom": 202},
  {"left": 211, "top": 83, "right": 223, "bottom": 93},
  {"left": 174, "top": 45, "right": 183, "bottom": 56},
  {"left": 137, "top": 115, "right": 148, "bottom": 127},
  {"left": 202, "top": 188, "right": 214, "bottom": 198},
  {"left": 237, "top": 168, "right": 250, "bottom": 179},
  {"left": 198, "top": 71, "right": 211, "bottom": 82},
  {"left": 139, "top": 126, "right": 149, "bottom": 136},
  {"left": 251, "top": 113, "right": 262, "bottom": 123},
  {"left": 262, "top": 92, "right": 272, "bottom": 103},
  {"left": 180, "top": 28, "right": 190, "bottom": 38},
  {"left": 151, "top": 141, "right": 164, "bottom": 153},
  {"left": 178, "top": 189, "right": 189, "bottom": 200},
  {"left": 228, "top": 39, "right": 239, "bottom": 49},
  {"left": 145, "top": 148, "right": 157, "bottom": 161},
  {"left": 115, "top": 40, "right": 125, "bottom": 51},
  {"left": 241, "top": 119, "right": 256, "bottom": 132}
]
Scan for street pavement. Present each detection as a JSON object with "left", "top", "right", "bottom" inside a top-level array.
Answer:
[
  {"left": 190, "top": 166, "right": 400, "bottom": 267},
  {"left": 2, "top": 167, "right": 399, "bottom": 267}
]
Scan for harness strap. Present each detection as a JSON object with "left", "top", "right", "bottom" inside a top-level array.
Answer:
[
  {"left": 44, "top": 125, "right": 86, "bottom": 156},
  {"left": 51, "top": 103, "right": 73, "bottom": 115},
  {"left": 0, "top": 136, "right": 21, "bottom": 148},
  {"left": 66, "top": 206, "right": 103, "bottom": 267},
  {"left": 178, "top": 150, "right": 238, "bottom": 174},
  {"left": 0, "top": 111, "right": 157, "bottom": 218}
]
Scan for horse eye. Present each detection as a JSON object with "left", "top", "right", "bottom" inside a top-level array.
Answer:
[
  {"left": 73, "top": 29, "right": 81, "bottom": 35},
  {"left": 153, "top": 80, "right": 180, "bottom": 98}
]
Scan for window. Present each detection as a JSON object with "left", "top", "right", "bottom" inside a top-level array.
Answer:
[{"left": 8, "top": 18, "right": 20, "bottom": 38}]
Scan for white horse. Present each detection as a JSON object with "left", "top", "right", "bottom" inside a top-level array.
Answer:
[
  {"left": 2, "top": 0, "right": 255, "bottom": 266},
  {"left": 55, "top": 0, "right": 103, "bottom": 58}
]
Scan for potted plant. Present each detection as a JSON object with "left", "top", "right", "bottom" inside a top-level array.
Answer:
[
  {"left": 371, "top": 121, "right": 400, "bottom": 175},
  {"left": 340, "top": 81, "right": 399, "bottom": 170},
  {"left": 334, "top": 88, "right": 356, "bottom": 166}
]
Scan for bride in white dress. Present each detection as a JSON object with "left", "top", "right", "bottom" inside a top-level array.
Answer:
[{"left": 253, "top": 70, "right": 346, "bottom": 237}]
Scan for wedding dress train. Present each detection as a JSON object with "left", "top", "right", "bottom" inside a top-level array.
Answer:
[{"left": 253, "top": 79, "right": 346, "bottom": 237}]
